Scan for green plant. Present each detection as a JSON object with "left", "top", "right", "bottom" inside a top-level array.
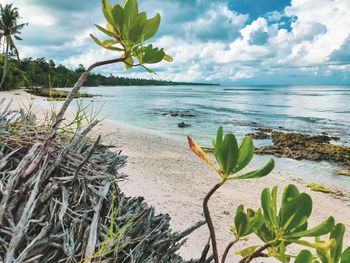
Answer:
[
  {"left": 188, "top": 126, "right": 275, "bottom": 262},
  {"left": 188, "top": 127, "right": 350, "bottom": 263},
  {"left": 50, "top": 0, "right": 171, "bottom": 141},
  {"left": 90, "top": 0, "right": 172, "bottom": 73},
  {"left": 0, "top": 3, "right": 27, "bottom": 89},
  {"left": 231, "top": 184, "right": 350, "bottom": 263}
]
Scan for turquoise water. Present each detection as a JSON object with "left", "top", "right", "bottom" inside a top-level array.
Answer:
[
  {"left": 61, "top": 85, "right": 350, "bottom": 191},
  {"left": 76, "top": 85, "right": 350, "bottom": 144}
]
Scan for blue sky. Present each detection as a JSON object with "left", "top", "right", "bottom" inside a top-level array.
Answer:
[{"left": 4, "top": 0, "right": 350, "bottom": 84}]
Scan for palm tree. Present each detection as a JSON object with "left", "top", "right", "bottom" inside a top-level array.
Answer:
[{"left": 0, "top": 4, "right": 27, "bottom": 89}]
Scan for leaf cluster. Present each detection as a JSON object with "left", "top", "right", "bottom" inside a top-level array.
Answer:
[
  {"left": 188, "top": 126, "right": 275, "bottom": 183},
  {"left": 232, "top": 184, "right": 350, "bottom": 262},
  {"left": 91, "top": 0, "right": 172, "bottom": 72}
]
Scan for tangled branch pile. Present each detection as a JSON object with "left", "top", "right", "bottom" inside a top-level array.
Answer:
[{"left": 0, "top": 99, "right": 205, "bottom": 263}]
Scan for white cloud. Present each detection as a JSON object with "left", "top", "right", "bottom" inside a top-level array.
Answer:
[
  {"left": 2, "top": 0, "right": 350, "bottom": 83},
  {"left": 184, "top": 4, "right": 248, "bottom": 41}
]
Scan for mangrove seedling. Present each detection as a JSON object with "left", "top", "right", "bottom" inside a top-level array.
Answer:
[
  {"left": 54, "top": 0, "right": 172, "bottom": 132},
  {"left": 188, "top": 126, "right": 275, "bottom": 263},
  {"left": 231, "top": 184, "right": 350, "bottom": 263},
  {"left": 24, "top": 0, "right": 173, "bottom": 177}
]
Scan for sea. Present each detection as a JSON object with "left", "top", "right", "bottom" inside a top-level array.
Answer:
[{"left": 58, "top": 85, "right": 350, "bottom": 191}]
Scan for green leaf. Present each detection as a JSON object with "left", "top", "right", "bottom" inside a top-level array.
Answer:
[
  {"left": 287, "top": 217, "right": 334, "bottom": 238},
  {"left": 163, "top": 54, "right": 173, "bottom": 62},
  {"left": 138, "top": 45, "right": 165, "bottom": 64},
  {"left": 234, "top": 136, "right": 254, "bottom": 173},
  {"left": 102, "top": 0, "right": 117, "bottom": 29},
  {"left": 234, "top": 211, "right": 248, "bottom": 237},
  {"left": 90, "top": 34, "right": 104, "bottom": 46},
  {"left": 143, "top": 13, "right": 161, "bottom": 40},
  {"left": 341, "top": 247, "right": 350, "bottom": 263},
  {"left": 215, "top": 126, "right": 223, "bottom": 148},
  {"left": 295, "top": 250, "right": 313, "bottom": 263},
  {"left": 231, "top": 159, "right": 274, "bottom": 180},
  {"left": 330, "top": 223, "right": 345, "bottom": 263},
  {"left": 261, "top": 186, "right": 278, "bottom": 228},
  {"left": 129, "top": 11, "right": 146, "bottom": 42},
  {"left": 95, "top": 24, "right": 117, "bottom": 37},
  {"left": 280, "top": 192, "right": 312, "bottom": 232},
  {"left": 234, "top": 246, "right": 260, "bottom": 257},
  {"left": 123, "top": 0, "right": 138, "bottom": 27},
  {"left": 244, "top": 209, "right": 264, "bottom": 237},
  {"left": 236, "top": 204, "right": 244, "bottom": 214},
  {"left": 281, "top": 184, "right": 299, "bottom": 206},
  {"left": 215, "top": 133, "right": 239, "bottom": 175},
  {"left": 90, "top": 34, "right": 123, "bottom": 51},
  {"left": 140, "top": 64, "right": 155, "bottom": 74},
  {"left": 255, "top": 223, "right": 275, "bottom": 243},
  {"left": 111, "top": 4, "right": 125, "bottom": 36}
]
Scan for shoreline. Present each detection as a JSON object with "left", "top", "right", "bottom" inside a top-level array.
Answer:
[{"left": 2, "top": 90, "right": 350, "bottom": 261}]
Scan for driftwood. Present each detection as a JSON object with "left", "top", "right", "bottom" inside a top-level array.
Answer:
[{"left": 0, "top": 99, "right": 208, "bottom": 262}]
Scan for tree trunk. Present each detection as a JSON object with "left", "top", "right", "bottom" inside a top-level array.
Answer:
[{"left": 0, "top": 42, "right": 9, "bottom": 90}]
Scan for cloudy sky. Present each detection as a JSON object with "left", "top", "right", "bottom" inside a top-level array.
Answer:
[{"left": 4, "top": 0, "right": 350, "bottom": 84}]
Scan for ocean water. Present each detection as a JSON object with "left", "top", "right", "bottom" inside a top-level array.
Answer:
[{"left": 59, "top": 85, "right": 350, "bottom": 191}]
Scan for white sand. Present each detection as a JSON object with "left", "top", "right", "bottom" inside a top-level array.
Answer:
[{"left": 2, "top": 90, "right": 350, "bottom": 262}]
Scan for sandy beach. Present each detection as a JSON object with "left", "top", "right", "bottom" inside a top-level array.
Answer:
[{"left": 2, "top": 90, "right": 350, "bottom": 262}]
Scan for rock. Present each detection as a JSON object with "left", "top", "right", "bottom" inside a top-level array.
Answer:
[
  {"left": 278, "top": 126, "right": 284, "bottom": 129},
  {"left": 256, "top": 127, "right": 273, "bottom": 133},
  {"left": 336, "top": 170, "right": 350, "bottom": 176},
  {"left": 246, "top": 131, "right": 271, "bottom": 140},
  {"left": 158, "top": 110, "right": 196, "bottom": 118},
  {"left": 178, "top": 122, "right": 191, "bottom": 128},
  {"left": 255, "top": 131, "right": 350, "bottom": 167}
]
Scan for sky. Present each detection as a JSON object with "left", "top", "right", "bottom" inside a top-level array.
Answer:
[{"left": 3, "top": 0, "right": 350, "bottom": 84}]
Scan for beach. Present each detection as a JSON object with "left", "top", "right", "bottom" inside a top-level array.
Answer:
[{"left": 2, "top": 90, "right": 350, "bottom": 261}]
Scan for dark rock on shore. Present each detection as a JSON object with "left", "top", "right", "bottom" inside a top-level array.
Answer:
[
  {"left": 158, "top": 110, "right": 196, "bottom": 117},
  {"left": 247, "top": 131, "right": 271, "bottom": 139},
  {"left": 255, "top": 131, "right": 350, "bottom": 167},
  {"left": 256, "top": 127, "right": 273, "bottom": 133},
  {"left": 178, "top": 122, "right": 191, "bottom": 128}
]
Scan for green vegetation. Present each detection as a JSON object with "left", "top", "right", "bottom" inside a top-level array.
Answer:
[
  {"left": 307, "top": 183, "right": 335, "bottom": 194},
  {"left": 0, "top": 4, "right": 27, "bottom": 89},
  {"left": 0, "top": 56, "right": 217, "bottom": 90},
  {"left": 0, "top": 1, "right": 216, "bottom": 91},
  {"left": 189, "top": 127, "right": 350, "bottom": 262}
]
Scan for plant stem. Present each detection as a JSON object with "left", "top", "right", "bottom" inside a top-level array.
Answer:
[
  {"left": 20, "top": 58, "right": 125, "bottom": 178},
  {"left": 238, "top": 243, "right": 270, "bottom": 263},
  {"left": 221, "top": 239, "right": 238, "bottom": 263},
  {"left": 203, "top": 182, "right": 223, "bottom": 263},
  {"left": 50, "top": 57, "right": 125, "bottom": 137}
]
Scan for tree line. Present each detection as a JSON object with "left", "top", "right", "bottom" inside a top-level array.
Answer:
[{"left": 0, "top": 56, "right": 216, "bottom": 90}]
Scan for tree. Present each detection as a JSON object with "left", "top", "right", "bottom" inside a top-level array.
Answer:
[{"left": 0, "top": 4, "right": 27, "bottom": 90}]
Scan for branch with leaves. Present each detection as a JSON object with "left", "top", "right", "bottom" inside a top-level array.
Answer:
[
  {"left": 188, "top": 127, "right": 350, "bottom": 263},
  {"left": 188, "top": 126, "right": 274, "bottom": 262},
  {"left": 23, "top": 0, "right": 173, "bottom": 177}
]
